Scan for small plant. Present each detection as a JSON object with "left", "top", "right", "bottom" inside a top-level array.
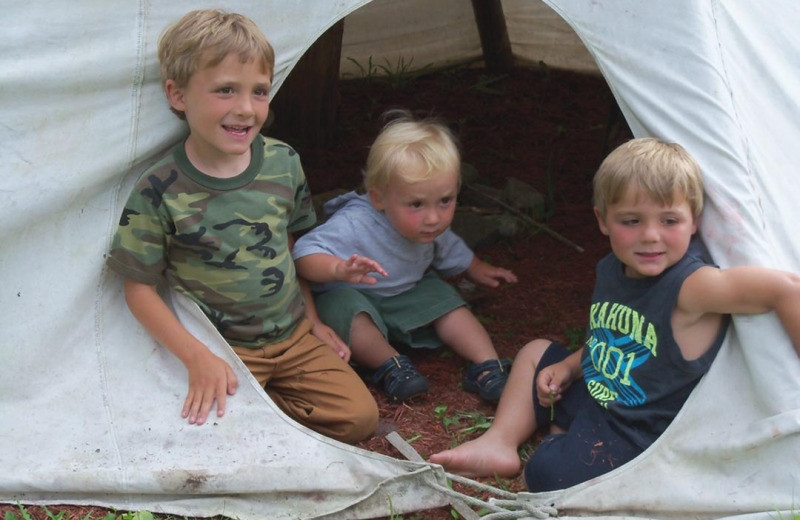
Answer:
[
  {"left": 491, "top": 473, "right": 515, "bottom": 492},
  {"left": 457, "top": 411, "right": 492, "bottom": 435},
  {"left": 438, "top": 349, "right": 455, "bottom": 359},
  {"left": 375, "top": 56, "right": 424, "bottom": 89},
  {"left": 344, "top": 55, "right": 432, "bottom": 90},
  {"left": 436, "top": 408, "right": 493, "bottom": 440},
  {"left": 470, "top": 74, "right": 508, "bottom": 95},
  {"left": 344, "top": 56, "right": 380, "bottom": 80},
  {"left": 518, "top": 440, "right": 537, "bottom": 461},
  {"left": 0, "top": 507, "right": 193, "bottom": 520},
  {"left": 42, "top": 507, "right": 66, "bottom": 520},
  {"left": 434, "top": 404, "right": 460, "bottom": 431},
  {"left": 5, "top": 504, "right": 33, "bottom": 520},
  {"left": 475, "top": 313, "right": 496, "bottom": 326},
  {"left": 118, "top": 514, "right": 155, "bottom": 520},
  {"left": 405, "top": 431, "right": 422, "bottom": 444},
  {"left": 538, "top": 60, "right": 551, "bottom": 81},
  {"left": 564, "top": 327, "right": 585, "bottom": 351},
  {"left": 386, "top": 497, "right": 400, "bottom": 520}
]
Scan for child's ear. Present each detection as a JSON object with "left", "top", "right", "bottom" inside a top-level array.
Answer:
[
  {"left": 368, "top": 188, "right": 384, "bottom": 211},
  {"left": 594, "top": 206, "right": 610, "bottom": 235},
  {"left": 165, "top": 79, "right": 186, "bottom": 113},
  {"left": 691, "top": 214, "right": 699, "bottom": 235}
]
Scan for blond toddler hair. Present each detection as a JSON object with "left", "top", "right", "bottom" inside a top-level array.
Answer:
[{"left": 365, "top": 110, "right": 461, "bottom": 193}]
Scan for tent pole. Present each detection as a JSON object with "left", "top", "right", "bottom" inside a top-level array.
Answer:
[{"left": 470, "top": 0, "right": 514, "bottom": 73}]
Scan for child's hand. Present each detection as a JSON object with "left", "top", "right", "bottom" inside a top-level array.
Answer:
[
  {"left": 535, "top": 362, "right": 572, "bottom": 408},
  {"left": 466, "top": 257, "right": 518, "bottom": 288},
  {"left": 311, "top": 320, "right": 352, "bottom": 362},
  {"left": 334, "top": 254, "right": 388, "bottom": 285},
  {"left": 182, "top": 348, "right": 238, "bottom": 425}
]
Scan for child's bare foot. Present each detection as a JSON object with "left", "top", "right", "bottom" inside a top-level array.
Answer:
[{"left": 429, "top": 436, "right": 521, "bottom": 478}]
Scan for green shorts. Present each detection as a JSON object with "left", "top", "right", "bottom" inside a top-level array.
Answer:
[{"left": 314, "top": 272, "right": 466, "bottom": 349}]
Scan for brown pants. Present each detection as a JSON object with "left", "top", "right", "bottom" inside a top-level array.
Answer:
[{"left": 232, "top": 319, "right": 378, "bottom": 444}]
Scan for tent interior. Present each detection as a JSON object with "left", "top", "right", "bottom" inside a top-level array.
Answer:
[{"left": 1, "top": 0, "right": 799, "bottom": 519}]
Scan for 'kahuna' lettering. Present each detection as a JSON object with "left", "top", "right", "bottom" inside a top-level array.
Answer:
[{"left": 590, "top": 302, "right": 658, "bottom": 356}]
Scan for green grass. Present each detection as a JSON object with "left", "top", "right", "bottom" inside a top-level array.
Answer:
[
  {"left": 434, "top": 405, "right": 493, "bottom": 441},
  {"left": 343, "top": 55, "right": 432, "bottom": 89},
  {"left": 2, "top": 507, "right": 162, "bottom": 520}
]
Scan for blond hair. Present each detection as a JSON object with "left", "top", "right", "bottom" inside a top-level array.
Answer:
[
  {"left": 364, "top": 110, "right": 460, "bottom": 193},
  {"left": 158, "top": 9, "right": 275, "bottom": 119},
  {"left": 593, "top": 138, "right": 705, "bottom": 218}
]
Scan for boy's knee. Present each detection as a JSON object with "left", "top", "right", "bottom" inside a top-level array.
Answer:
[
  {"left": 334, "top": 396, "right": 379, "bottom": 444},
  {"left": 516, "top": 338, "right": 552, "bottom": 366}
]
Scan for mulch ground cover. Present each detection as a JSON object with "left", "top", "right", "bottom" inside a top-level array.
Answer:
[{"left": 0, "top": 64, "right": 631, "bottom": 520}]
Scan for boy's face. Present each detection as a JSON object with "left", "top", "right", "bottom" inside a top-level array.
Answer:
[
  {"left": 594, "top": 187, "right": 697, "bottom": 278},
  {"left": 165, "top": 52, "right": 270, "bottom": 177},
  {"left": 369, "top": 167, "right": 459, "bottom": 244}
]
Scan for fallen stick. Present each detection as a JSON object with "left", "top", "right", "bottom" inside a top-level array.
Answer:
[{"left": 464, "top": 183, "right": 585, "bottom": 253}]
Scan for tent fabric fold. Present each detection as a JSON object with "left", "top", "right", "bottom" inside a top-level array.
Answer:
[{"left": 2, "top": 1, "right": 798, "bottom": 518}]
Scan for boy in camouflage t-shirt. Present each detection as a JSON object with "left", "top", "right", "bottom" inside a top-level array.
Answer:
[{"left": 107, "top": 9, "right": 378, "bottom": 443}]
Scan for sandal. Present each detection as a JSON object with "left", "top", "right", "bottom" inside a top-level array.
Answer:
[
  {"left": 373, "top": 355, "right": 430, "bottom": 402},
  {"left": 463, "top": 358, "right": 512, "bottom": 403}
]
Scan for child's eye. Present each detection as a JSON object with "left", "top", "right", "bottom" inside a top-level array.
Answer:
[
  {"left": 410, "top": 201, "right": 423, "bottom": 209},
  {"left": 440, "top": 197, "right": 454, "bottom": 206},
  {"left": 663, "top": 218, "right": 679, "bottom": 225},
  {"left": 254, "top": 88, "right": 269, "bottom": 98},
  {"left": 218, "top": 87, "right": 234, "bottom": 95},
  {"left": 621, "top": 219, "right": 639, "bottom": 226}
]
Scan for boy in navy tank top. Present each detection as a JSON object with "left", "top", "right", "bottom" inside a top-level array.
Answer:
[{"left": 430, "top": 138, "right": 800, "bottom": 491}]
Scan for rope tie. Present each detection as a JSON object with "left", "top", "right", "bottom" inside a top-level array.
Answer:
[{"left": 385, "top": 431, "right": 559, "bottom": 519}]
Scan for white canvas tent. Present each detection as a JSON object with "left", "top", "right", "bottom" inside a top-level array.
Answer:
[{"left": 1, "top": 1, "right": 798, "bottom": 518}]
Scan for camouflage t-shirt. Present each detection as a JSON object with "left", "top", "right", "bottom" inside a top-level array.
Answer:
[{"left": 107, "top": 135, "right": 316, "bottom": 347}]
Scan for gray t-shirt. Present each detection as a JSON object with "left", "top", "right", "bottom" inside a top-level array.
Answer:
[{"left": 292, "top": 191, "right": 473, "bottom": 297}]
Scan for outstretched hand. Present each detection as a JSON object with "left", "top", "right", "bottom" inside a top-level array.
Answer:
[
  {"left": 334, "top": 254, "right": 388, "bottom": 285},
  {"left": 466, "top": 257, "right": 518, "bottom": 288}
]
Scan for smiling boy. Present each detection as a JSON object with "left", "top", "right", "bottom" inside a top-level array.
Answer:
[
  {"left": 429, "top": 137, "right": 800, "bottom": 490},
  {"left": 106, "top": 9, "right": 378, "bottom": 443},
  {"left": 293, "top": 111, "right": 517, "bottom": 403},
  {"left": 165, "top": 52, "right": 270, "bottom": 177}
]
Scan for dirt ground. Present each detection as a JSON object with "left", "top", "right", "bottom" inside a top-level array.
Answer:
[{"left": 1, "top": 64, "right": 631, "bottom": 520}]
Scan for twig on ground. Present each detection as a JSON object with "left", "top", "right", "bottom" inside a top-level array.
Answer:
[{"left": 464, "top": 184, "right": 584, "bottom": 253}]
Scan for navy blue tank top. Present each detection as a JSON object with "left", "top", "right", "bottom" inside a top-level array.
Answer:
[{"left": 581, "top": 240, "right": 729, "bottom": 449}]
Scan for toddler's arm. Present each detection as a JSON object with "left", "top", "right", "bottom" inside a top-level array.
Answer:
[
  {"left": 295, "top": 253, "right": 388, "bottom": 285},
  {"left": 465, "top": 256, "right": 518, "bottom": 288},
  {"left": 535, "top": 348, "right": 583, "bottom": 408},
  {"left": 124, "top": 280, "right": 238, "bottom": 424}
]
